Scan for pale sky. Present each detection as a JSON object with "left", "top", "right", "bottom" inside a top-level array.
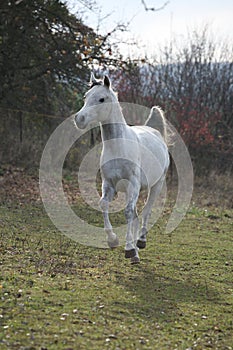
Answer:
[{"left": 70, "top": 0, "right": 233, "bottom": 57}]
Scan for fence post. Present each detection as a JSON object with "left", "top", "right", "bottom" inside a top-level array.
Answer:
[{"left": 18, "top": 111, "right": 23, "bottom": 143}]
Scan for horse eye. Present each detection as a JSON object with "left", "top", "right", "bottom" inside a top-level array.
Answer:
[{"left": 99, "top": 98, "right": 105, "bottom": 103}]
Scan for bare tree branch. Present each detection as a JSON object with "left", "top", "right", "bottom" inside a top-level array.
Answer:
[
  {"left": 76, "top": 0, "right": 97, "bottom": 12},
  {"left": 141, "top": 0, "right": 169, "bottom": 12}
]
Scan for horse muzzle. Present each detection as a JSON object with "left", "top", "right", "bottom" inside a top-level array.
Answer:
[{"left": 74, "top": 113, "right": 87, "bottom": 129}]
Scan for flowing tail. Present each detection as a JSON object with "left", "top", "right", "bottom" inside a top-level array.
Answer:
[
  {"left": 145, "top": 106, "right": 168, "bottom": 144},
  {"left": 145, "top": 106, "right": 193, "bottom": 235}
]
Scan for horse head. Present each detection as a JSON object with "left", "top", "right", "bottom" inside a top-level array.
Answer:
[{"left": 74, "top": 74, "right": 115, "bottom": 129}]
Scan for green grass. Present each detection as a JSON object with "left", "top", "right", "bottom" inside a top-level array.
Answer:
[{"left": 0, "top": 203, "right": 232, "bottom": 350}]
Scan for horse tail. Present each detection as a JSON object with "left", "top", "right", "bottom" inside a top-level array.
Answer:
[{"left": 145, "top": 106, "right": 168, "bottom": 144}]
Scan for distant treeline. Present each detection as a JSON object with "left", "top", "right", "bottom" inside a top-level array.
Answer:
[{"left": 0, "top": 1, "right": 232, "bottom": 172}]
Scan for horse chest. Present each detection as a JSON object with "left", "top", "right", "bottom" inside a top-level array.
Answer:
[{"left": 101, "top": 158, "right": 140, "bottom": 186}]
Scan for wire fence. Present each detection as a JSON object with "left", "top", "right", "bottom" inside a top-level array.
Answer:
[
  {"left": 0, "top": 108, "right": 65, "bottom": 167},
  {"left": 0, "top": 107, "right": 232, "bottom": 173}
]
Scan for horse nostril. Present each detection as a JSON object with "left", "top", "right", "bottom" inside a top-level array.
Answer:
[
  {"left": 75, "top": 113, "right": 84, "bottom": 122},
  {"left": 75, "top": 113, "right": 86, "bottom": 129},
  {"left": 79, "top": 115, "right": 85, "bottom": 123}
]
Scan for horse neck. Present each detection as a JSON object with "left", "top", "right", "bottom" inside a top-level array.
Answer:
[{"left": 100, "top": 99, "right": 127, "bottom": 141}]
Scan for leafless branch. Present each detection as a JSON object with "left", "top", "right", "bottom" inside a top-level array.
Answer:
[
  {"left": 141, "top": 0, "right": 169, "bottom": 12},
  {"left": 76, "top": 0, "right": 98, "bottom": 12}
]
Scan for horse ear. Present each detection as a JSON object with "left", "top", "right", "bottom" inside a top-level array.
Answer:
[
  {"left": 104, "top": 75, "right": 111, "bottom": 88},
  {"left": 90, "top": 72, "right": 98, "bottom": 85}
]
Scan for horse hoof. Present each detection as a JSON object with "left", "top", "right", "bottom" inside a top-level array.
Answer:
[
  {"left": 107, "top": 237, "right": 119, "bottom": 249},
  {"left": 131, "top": 256, "right": 140, "bottom": 264},
  {"left": 137, "top": 239, "right": 146, "bottom": 249},
  {"left": 125, "top": 249, "right": 136, "bottom": 258}
]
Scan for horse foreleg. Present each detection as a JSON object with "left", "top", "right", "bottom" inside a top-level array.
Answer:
[{"left": 99, "top": 182, "right": 119, "bottom": 248}]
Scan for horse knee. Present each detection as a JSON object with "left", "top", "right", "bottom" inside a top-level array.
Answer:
[
  {"left": 125, "top": 204, "right": 135, "bottom": 222},
  {"left": 99, "top": 197, "right": 108, "bottom": 211},
  {"left": 125, "top": 205, "right": 133, "bottom": 221}
]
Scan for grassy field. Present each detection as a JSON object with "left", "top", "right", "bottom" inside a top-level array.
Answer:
[{"left": 0, "top": 170, "right": 232, "bottom": 349}]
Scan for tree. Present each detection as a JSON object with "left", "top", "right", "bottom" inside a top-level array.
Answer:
[
  {"left": 0, "top": 0, "right": 116, "bottom": 114},
  {"left": 111, "top": 27, "right": 233, "bottom": 169}
]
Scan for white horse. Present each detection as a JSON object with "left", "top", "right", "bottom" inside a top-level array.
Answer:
[{"left": 74, "top": 74, "right": 170, "bottom": 263}]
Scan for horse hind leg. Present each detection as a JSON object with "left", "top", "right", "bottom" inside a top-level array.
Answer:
[
  {"left": 137, "top": 179, "right": 164, "bottom": 249},
  {"left": 130, "top": 208, "right": 140, "bottom": 264},
  {"left": 136, "top": 227, "right": 148, "bottom": 249}
]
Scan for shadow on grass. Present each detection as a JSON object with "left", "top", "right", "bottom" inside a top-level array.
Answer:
[{"left": 113, "top": 264, "right": 221, "bottom": 322}]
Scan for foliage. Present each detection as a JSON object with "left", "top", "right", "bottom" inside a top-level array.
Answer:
[
  {"left": 168, "top": 99, "right": 221, "bottom": 147},
  {"left": 112, "top": 28, "right": 233, "bottom": 169},
  {"left": 0, "top": 0, "right": 118, "bottom": 115}
]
